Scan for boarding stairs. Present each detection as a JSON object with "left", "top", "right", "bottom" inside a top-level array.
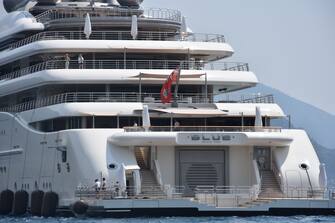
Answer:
[
  {"left": 135, "top": 149, "right": 165, "bottom": 197},
  {"left": 259, "top": 170, "right": 283, "bottom": 198}
]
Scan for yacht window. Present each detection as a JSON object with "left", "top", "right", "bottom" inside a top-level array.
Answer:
[
  {"left": 62, "top": 151, "right": 67, "bottom": 163},
  {"left": 3, "top": 0, "right": 30, "bottom": 13}
]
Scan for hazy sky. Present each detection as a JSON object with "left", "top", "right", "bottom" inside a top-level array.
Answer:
[{"left": 143, "top": 0, "right": 335, "bottom": 115}]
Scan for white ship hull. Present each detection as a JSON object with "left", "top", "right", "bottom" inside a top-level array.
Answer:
[
  {"left": 0, "top": 0, "right": 333, "bottom": 218},
  {"left": 0, "top": 111, "right": 334, "bottom": 217}
]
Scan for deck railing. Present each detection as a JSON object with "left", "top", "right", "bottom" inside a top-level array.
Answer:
[
  {"left": 74, "top": 185, "right": 260, "bottom": 207},
  {"left": 124, "top": 126, "right": 282, "bottom": 132},
  {"left": 195, "top": 185, "right": 260, "bottom": 207},
  {"left": 217, "top": 94, "right": 274, "bottom": 104},
  {"left": 0, "top": 92, "right": 215, "bottom": 113},
  {"left": 74, "top": 184, "right": 335, "bottom": 207},
  {"left": 0, "top": 92, "right": 275, "bottom": 113},
  {"left": 35, "top": 7, "right": 182, "bottom": 24},
  {"left": 0, "top": 60, "right": 249, "bottom": 82},
  {"left": 239, "top": 94, "right": 275, "bottom": 104},
  {"left": 75, "top": 185, "right": 190, "bottom": 200},
  {"left": 5, "top": 30, "right": 225, "bottom": 51}
]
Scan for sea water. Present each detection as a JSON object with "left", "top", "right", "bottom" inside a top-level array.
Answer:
[{"left": 1, "top": 216, "right": 335, "bottom": 223}]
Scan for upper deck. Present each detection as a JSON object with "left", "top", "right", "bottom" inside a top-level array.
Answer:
[{"left": 32, "top": 7, "right": 182, "bottom": 30}]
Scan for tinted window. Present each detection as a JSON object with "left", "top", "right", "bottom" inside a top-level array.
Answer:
[{"left": 3, "top": 0, "right": 30, "bottom": 13}]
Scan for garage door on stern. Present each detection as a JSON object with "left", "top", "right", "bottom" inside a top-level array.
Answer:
[{"left": 176, "top": 148, "right": 227, "bottom": 194}]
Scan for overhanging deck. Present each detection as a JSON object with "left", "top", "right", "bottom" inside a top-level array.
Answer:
[{"left": 108, "top": 129, "right": 293, "bottom": 147}]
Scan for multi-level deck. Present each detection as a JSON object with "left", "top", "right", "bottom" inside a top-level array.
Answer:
[{"left": 0, "top": 0, "right": 333, "bottom": 218}]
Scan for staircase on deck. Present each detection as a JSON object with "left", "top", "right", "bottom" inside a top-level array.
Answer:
[
  {"left": 259, "top": 170, "right": 283, "bottom": 198},
  {"left": 135, "top": 148, "right": 165, "bottom": 197}
]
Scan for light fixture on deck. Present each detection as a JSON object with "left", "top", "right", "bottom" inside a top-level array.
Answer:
[{"left": 299, "top": 161, "right": 314, "bottom": 196}]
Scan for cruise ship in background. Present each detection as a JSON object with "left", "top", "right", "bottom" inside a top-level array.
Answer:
[{"left": 0, "top": 0, "right": 334, "bottom": 217}]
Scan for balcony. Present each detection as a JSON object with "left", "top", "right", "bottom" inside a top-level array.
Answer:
[
  {"left": 0, "top": 92, "right": 213, "bottom": 113},
  {"left": 4, "top": 31, "right": 225, "bottom": 51},
  {"left": 0, "top": 60, "right": 249, "bottom": 82},
  {"left": 0, "top": 92, "right": 275, "bottom": 113},
  {"left": 34, "top": 7, "right": 182, "bottom": 24}
]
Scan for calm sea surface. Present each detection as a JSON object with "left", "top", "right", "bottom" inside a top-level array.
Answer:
[{"left": 1, "top": 216, "right": 335, "bottom": 223}]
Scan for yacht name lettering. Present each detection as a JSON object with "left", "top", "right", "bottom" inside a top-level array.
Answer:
[{"left": 190, "top": 134, "right": 232, "bottom": 141}]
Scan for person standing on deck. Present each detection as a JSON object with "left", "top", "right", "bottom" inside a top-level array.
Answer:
[
  {"left": 101, "top": 178, "right": 107, "bottom": 191},
  {"left": 94, "top": 179, "right": 101, "bottom": 192},
  {"left": 78, "top": 54, "right": 84, "bottom": 69},
  {"left": 65, "top": 53, "right": 70, "bottom": 69}
]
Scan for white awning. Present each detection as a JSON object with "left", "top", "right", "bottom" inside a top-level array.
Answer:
[
  {"left": 151, "top": 108, "right": 228, "bottom": 117},
  {"left": 133, "top": 73, "right": 206, "bottom": 79}
]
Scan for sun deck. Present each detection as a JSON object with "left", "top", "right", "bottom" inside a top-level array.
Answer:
[
  {"left": 33, "top": 7, "right": 182, "bottom": 25},
  {"left": 0, "top": 60, "right": 248, "bottom": 83},
  {"left": 3, "top": 31, "right": 225, "bottom": 52}
]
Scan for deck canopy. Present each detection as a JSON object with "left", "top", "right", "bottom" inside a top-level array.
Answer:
[
  {"left": 151, "top": 108, "right": 227, "bottom": 117},
  {"left": 133, "top": 72, "right": 206, "bottom": 79}
]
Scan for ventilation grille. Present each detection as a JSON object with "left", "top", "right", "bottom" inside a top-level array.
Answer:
[{"left": 185, "top": 163, "right": 218, "bottom": 189}]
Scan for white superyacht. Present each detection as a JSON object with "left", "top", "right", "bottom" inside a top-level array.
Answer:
[{"left": 0, "top": 0, "right": 334, "bottom": 217}]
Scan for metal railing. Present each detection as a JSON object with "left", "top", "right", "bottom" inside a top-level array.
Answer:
[
  {"left": 0, "top": 92, "right": 215, "bottom": 113},
  {"left": 259, "top": 187, "right": 334, "bottom": 200},
  {"left": 75, "top": 185, "right": 187, "bottom": 199},
  {"left": 0, "top": 62, "right": 49, "bottom": 81},
  {"left": 6, "top": 30, "right": 225, "bottom": 51},
  {"left": 0, "top": 92, "right": 276, "bottom": 114},
  {"left": 195, "top": 185, "right": 260, "bottom": 208},
  {"left": 75, "top": 184, "right": 335, "bottom": 205},
  {"left": 217, "top": 94, "right": 275, "bottom": 104},
  {"left": 124, "top": 126, "right": 282, "bottom": 132},
  {"left": 240, "top": 94, "right": 274, "bottom": 104},
  {"left": 35, "top": 7, "right": 182, "bottom": 24},
  {"left": 0, "top": 60, "right": 248, "bottom": 82}
]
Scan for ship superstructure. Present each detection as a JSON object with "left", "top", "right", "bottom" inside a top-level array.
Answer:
[{"left": 0, "top": 0, "right": 334, "bottom": 217}]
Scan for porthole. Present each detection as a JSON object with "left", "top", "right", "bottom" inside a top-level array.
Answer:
[
  {"left": 299, "top": 163, "right": 310, "bottom": 170},
  {"left": 108, "top": 163, "right": 118, "bottom": 169}
]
